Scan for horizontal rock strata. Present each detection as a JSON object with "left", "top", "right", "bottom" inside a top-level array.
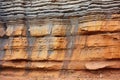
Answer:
[{"left": 0, "top": 0, "right": 120, "bottom": 79}]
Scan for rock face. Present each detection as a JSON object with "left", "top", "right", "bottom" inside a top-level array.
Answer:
[{"left": 0, "top": 0, "right": 120, "bottom": 80}]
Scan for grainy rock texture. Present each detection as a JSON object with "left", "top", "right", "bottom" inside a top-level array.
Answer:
[{"left": 0, "top": 0, "right": 120, "bottom": 80}]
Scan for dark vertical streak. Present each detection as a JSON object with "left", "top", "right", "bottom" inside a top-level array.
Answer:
[
  {"left": 23, "top": 0, "right": 32, "bottom": 75},
  {"left": 60, "top": 18, "right": 78, "bottom": 76},
  {"left": 47, "top": 20, "right": 53, "bottom": 59}
]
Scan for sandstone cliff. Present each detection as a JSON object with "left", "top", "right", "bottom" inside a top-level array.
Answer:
[{"left": 0, "top": 0, "right": 120, "bottom": 80}]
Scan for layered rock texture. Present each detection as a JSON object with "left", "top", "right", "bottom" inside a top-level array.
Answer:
[{"left": 0, "top": 0, "right": 120, "bottom": 80}]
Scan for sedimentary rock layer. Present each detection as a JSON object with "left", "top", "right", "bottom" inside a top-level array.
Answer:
[
  {"left": 0, "top": 0, "right": 120, "bottom": 20},
  {"left": 0, "top": 0, "right": 120, "bottom": 79}
]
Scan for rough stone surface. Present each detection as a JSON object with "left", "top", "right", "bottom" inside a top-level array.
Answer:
[{"left": 0, "top": 0, "right": 120, "bottom": 80}]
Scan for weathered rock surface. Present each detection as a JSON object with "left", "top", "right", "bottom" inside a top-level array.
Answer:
[{"left": 0, "top": 0, "right": 120, "bottom": 80}]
